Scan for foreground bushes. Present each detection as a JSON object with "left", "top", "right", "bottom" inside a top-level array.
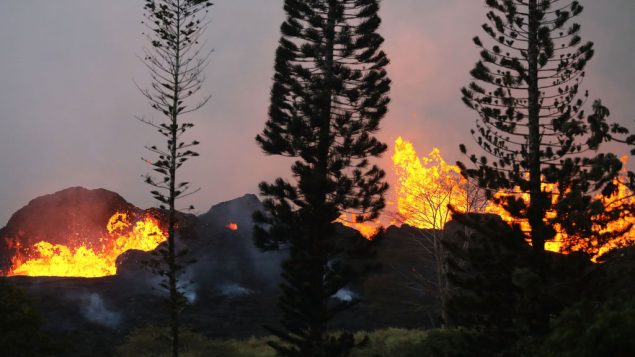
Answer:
[
  {"left": 536, "top": 299, "right": 635, "bottom": 357},
  {"left": 120, "top": 306, "right": 635, "bottom": 357},
  {"left": 117, "top": 327, "right": 477, "bottom": 357},
  {"left": 116, "top": 326, "right": 274, "bottom": 357},
  {"left": 0, "top": 280, "right": 66, "bottom": 356}
]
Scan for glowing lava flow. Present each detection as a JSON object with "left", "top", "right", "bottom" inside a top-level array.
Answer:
[
  {"left": 392, "top": 136, "right": 473, "bottom": 230},
  {"left": 226, "top": 222, "right": 238, "bottom": 231},
  {"left": 485, "top": 158, "right": 635, "bottom": 260},
  {"left": 7, "top": 212, "right": 166, "bottom": 277},
  {"left": 336, "top": 213, "right": 380, "bottom": 240},
  {"left": 392, "top": 137, "right": 635, "bottom": 261}
]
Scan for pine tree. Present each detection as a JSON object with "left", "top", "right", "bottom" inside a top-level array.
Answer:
[
  {"left": 254, "top": 0, "right": 390, "bottom": 355},
  {"left": 459, "top": 0, "right": 627, "bottom": 258},
  {"left": 442, "top": 214, "right": 529, "bottom": 355},
  {"left": 137, "top": 1, "right": 212, "bottom": 356}
]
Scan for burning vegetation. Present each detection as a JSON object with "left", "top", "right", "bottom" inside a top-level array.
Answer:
[{"left": 6, "top": 212, "right": 166, "bottom": 277}]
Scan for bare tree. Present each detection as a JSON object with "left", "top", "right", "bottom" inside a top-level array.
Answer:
[
  {"left": 136, "top": 1, "right": 212, "bottom": 356},
  {"left": 392, "top": 141, "right": 487, "bottom": 325}
]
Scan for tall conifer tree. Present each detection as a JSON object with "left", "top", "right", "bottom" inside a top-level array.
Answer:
[
  {"left": 255, "top": 0, "right": 390, "bottom": 355},
  {"left": 137, "top": 1, "right": 212, "bottom": 356},
  {"left": 459, "top": 0, "right": 626, "bottom": 257}
]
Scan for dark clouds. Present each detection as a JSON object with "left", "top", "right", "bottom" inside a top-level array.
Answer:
[{"left": 0, "top": 0, "right": 634, "bottom": 224}]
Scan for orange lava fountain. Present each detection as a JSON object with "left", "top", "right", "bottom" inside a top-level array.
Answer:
[
  {"left": 392, "top": 136, "right": 475, "bottom": 230},
  {"left": 485, "top": 157, "right": 635, "bottom": 260},
  {"left": 393, "top": 137, "right": 635, "bottom": 261},
  {"left": 7, "top": 212, "right": 166, "bottom": 277}
]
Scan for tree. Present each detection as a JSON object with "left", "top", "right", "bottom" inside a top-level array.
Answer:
[
  {"left": 459, "top": 0, "right": 627, "bottom": 259},
  {"left": 136, "top": 1, "right": 212, "bottom": 356},
  {"left": 254, "top": 0, "right": 391, "bottom": 355},
  {"left": 442, "top": 213, "right": 534, "bottom": 355},
  {"left": 392, "top": 138, "right": 487, "bottom": 325}
]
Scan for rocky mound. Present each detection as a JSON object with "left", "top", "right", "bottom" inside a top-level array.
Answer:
[
  {"left": 0, "top": 187, "right": 139, "bottom": 274},
  {"left": 0, "top": 188, "right": 450, "bottom": 356}
]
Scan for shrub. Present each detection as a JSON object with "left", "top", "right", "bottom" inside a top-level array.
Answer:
[
  {"left": 0, "top": 280, "right": 65, "bottom": 356},
  {"left": 117, "top": 326, "right": 237, "bottom": 357},
  {"left": 537, "top": 299, "right": 635, "bottom": 357},
  {"left": 117, "top": 326, "right": 488, "bottom": 357},
  {"left": 351, "top": 328, "right": 479, "bottom": 357}
]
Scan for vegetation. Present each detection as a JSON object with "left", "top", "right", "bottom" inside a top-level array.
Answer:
[
  {"left": 459, "top": 0, "right": 628, "bottom": 255},
  {"left": 117, "top": 327, "right": 482, "bottom": 357},
  {"left": 392, "top": 138, "right": 488, "bottom": 325},
  {"left": 3, "top": 1, "right": 635, "bottom": 357},
  {"left": 254, "top": 0, "right": 391, "bottom": 355},
  {"left": 117, "top": 326, "right": 238, "bottom": 357},
  {"left": 454, "top": 0, "right": 635, "bottom": 342},
  {"left": 508, "top": 299, "right": 635, "bottom": 357},
  {"left": 0, "top": 280, "right": 64, "bottom": 356},
  {"left": 137, "top": 0, "right": 212, "bottom": 356}
]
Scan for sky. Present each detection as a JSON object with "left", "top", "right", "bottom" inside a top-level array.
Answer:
[{"left": 0, "top": 0, "right": 634, "bottom": 224}]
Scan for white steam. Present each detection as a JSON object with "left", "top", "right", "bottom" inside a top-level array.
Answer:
[
  {"left": 218, "top": 282, "right": 252, "bottom": 298},
  {"left": 333, "top": 288, "right": 358, "bottom": 302},
  {"left": 80, "top": 293, "right": 122, "bottom": 328}
]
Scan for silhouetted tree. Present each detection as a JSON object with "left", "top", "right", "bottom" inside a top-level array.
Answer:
[
  {"left": 254, "top": 0, "right": 390, "bottom": 355},
  {"left": 442, "top": 214, "right": 533, "bottom": 355},
  {"left": 459, "top": 0, "right": 627, "bottom": 258},
  {"left": 136, "top": 1, "right": 212, "bottom": 356}
]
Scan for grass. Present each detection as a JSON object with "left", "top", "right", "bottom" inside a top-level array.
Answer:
[{"left": 117, "top": 326, "right": 471, "bottom": 357}]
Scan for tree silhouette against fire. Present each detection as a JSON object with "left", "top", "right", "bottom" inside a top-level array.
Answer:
[
  {"left": 459, "top": 0, "right": 630, "bottom": 258},
  {"left": 254, "top": 0, "right": 391, "bottom": 355},
  {"left": 455, "top": 0, "right": 635, "bottom": 340}
]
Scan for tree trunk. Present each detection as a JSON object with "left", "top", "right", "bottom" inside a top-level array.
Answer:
[
  {"left": 169, "top": 2, "right": 182, "bottom": 356},
  {"left": 526, "top": 0, "right": 545, "bottom": 255},
  {"left": 307, "top": 1, "right": 337, "bottom": 354}
]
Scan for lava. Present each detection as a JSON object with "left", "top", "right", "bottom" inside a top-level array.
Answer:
[
  {"left": 7, "top": 212, "right": 166, "bottom": 277},
  {"left": 483, "top": 157, "right": 635, "bottom": 260},
  {"left": 226, "top": 222, "right": 238, "bottom": 231},
  {"left": 336, "top": 213, "right": 380, "bottom": 240},
  {"left": 392, "top": 136, "right": 476, "bottom": 230},
  {"left": 393, "top": 137, "right": 635, "bottom": 261}
]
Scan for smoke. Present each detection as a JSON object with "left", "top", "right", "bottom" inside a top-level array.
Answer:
[
  {"left": 189, "top": 194, "right": 287, "bottom": 292},
  {"left": 79, "top": 293, "right": 122, "bottom": 328},
  {"left": 218, "top": 282, "right": 252, "bottom": 298},
  {"left": 182, "top": 283, "right": 198, "bottom": 304},
  {"left": 333, "top": 288, "right": 358, "bottom": 302}
]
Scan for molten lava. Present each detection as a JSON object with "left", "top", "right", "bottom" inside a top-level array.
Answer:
[
  {"left": 392, "top": 136, "right": 474, "bottom": 230},
  {"left": 336, "top": 213, "right": 380, "bottom": 240},
  {"left": 392, "top": 137, "right": 635, "bottom": 261},
  {"left": 7, "top": 212, "right": 166, "bottom": 277},
  {"left": 484, "top": 157, "right": 635, "bottom": 260},
  {"left": 226, "top": 222, "right": 238, "bottom": 231}
]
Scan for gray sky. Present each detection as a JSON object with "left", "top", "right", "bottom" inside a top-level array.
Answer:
[{"left": 0, "top": 0, "right": 634, "bottom": 224}]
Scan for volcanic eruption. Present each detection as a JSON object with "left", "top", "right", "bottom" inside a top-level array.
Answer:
[
  {"left": 3, "top": 141, "right": 632, "bottom": 279},
  {"left": 0, "top": 187, "right": 167, "bottom": 277},
  {"left": 393, "top": 137, "right": 635, "bottom": 261}
]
